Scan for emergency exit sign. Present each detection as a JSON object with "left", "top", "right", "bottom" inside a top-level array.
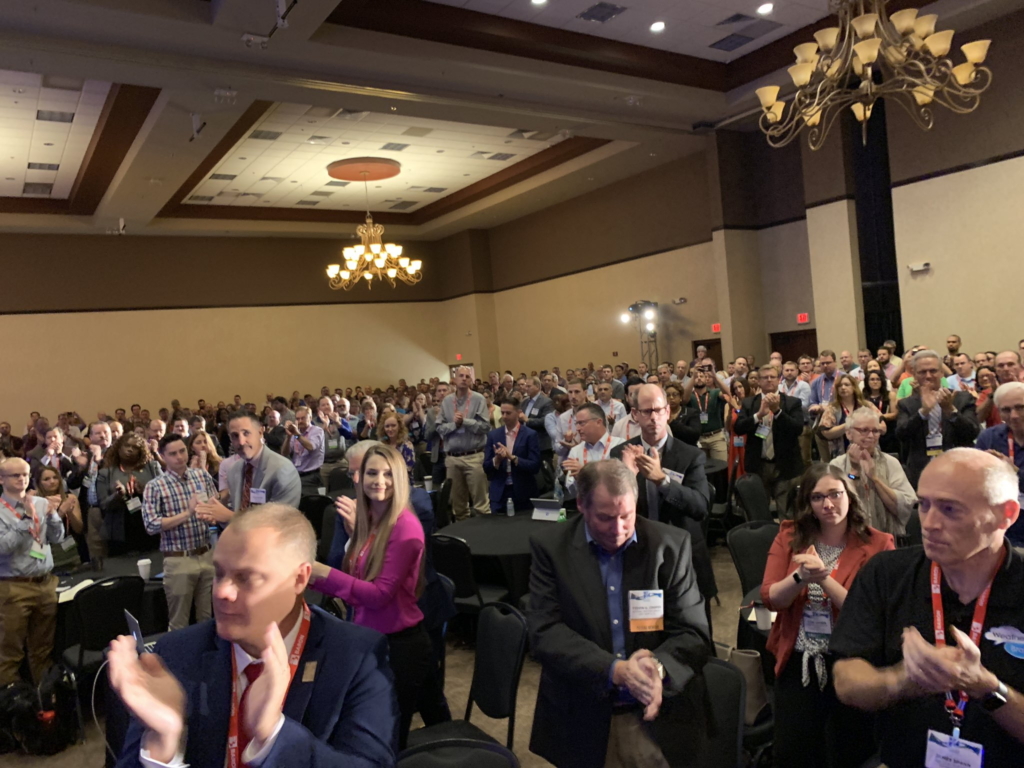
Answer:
[
  {"left": 711, "top": 323, "right": 721, "bottom": 333},
  {"left": 796, "top": 313, "right": 809, "bottom": 324}
]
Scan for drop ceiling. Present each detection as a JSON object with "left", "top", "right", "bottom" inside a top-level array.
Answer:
[
  {"left": 184, "top": 103, "right": 568, "bottom": 213},
  {"left": 0, "top": 70, "right": 111, "bottom": 200},
  {"left": 423, "top": 0, "right": 833, "bottom": 61}
]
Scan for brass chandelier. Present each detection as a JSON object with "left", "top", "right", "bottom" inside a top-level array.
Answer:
[
  {"left": 755, "top": 1, "right": 993, "bottom": 150},
  {"left": 325, "top": 171, "right": 422, "bottom": 291}
]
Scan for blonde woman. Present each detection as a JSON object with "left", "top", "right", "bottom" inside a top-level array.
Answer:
[
  {"left": 379, "top": 413, "right": 416, "bottom": 473},
  {"left": 187, "top": 430, "right": 222, "bottom": 478},
  {"left": 310, "top": 444, "right": 429, "bottom": 748},
  {"left": 35, "top": 465, "right": 83, "bottom": 571}
]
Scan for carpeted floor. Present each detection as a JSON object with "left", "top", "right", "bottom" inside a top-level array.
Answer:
[{"left": 11, "top": 545, "right": 744, "bottom": 768}]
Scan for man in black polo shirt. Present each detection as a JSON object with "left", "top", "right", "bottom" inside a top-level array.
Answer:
[{"left": 832, "top": 449, "right": 1024, "bottom": 768}]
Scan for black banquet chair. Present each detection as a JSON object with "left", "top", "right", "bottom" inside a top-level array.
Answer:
[
  {"left": 399, "top": 738, "right": 520, "bottom": 768},
  {"left": 726, "top": 520, "right": 780, "bottom": 598},
  {"left": 733, "top": 474, "right": 774, "bottom": 523},
  {"left": 298, "top": 494, "right": 334, "bottom": 541},
  {"left": 705, "top": 657, "right": 745, "bottom": 768},
  {"left": 431, "top": 534, "right": 509, "bottom": 614},
  {"left": 63, "top": 576, "right": 146, "bottom": 677},
  {"left": 406, "top": 603, "right": 528, "bottom": 751}
]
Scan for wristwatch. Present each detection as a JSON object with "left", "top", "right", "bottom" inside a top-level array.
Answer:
[
  {"left": 792, "top": 570, "right": 803, "bottom": 585},
  {"left": 982, "top": 680, "right": 1010, "bottom": 712}
]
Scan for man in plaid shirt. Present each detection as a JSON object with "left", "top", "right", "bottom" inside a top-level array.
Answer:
[{"left": 142, "top": 433, "right": 217, "bottom": 631}]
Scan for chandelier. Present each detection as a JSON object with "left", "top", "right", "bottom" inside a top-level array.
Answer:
[
  {"left": 755, "top": 1, "right": 993, "bottom": 150},
  {"left": 324, "top": 159, "right": 422, "bottom": 290}
]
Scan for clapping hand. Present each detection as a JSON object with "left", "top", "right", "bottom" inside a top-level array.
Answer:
[
  {"left": 334, "top": 495, "right": 357, "bottom": 536},
  {"left": 107, "top": 636, "right": 185, "bottom": 764},
  {"left": 243, "top": 623, "right": 292, "bottom": 749},
  {"left": 620, "top": 444, "right": 642, "bottom": 474},
  {"left": 613, "top": 649, "right": 663, "bottom": 720},
  {"left": 937, "top": 387, "right": 954, "bottom": 414},
  {"left": 820, "top": 408, "right": 835, "bottom": 429},
  {"left": 453, "top": 411, "right": 464, "bottom": 427},
  {"left": 901, "top": 626, "right": 965, "bottom": 695},
  {"left": 635, "top": 449, "right": 666, "bottom": 483},
  {"left": 561, "top": 458, "right": 582, "bottom": 477},
  {"left": 792, "top": 545, "right": 830, "bottom": 583},
  {"left": 196, "top": 497, "right": 232, "bottom": 524},
  {"left": 920, "top": 386, "right": 939, "bottom": 414}
]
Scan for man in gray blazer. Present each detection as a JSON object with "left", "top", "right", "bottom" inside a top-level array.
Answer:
[
  {"left": 196, "top": 412, "right": 301, "bottom": 525},
  {"left": 520, "top": 377, "right": 554, "bottom": 456}
]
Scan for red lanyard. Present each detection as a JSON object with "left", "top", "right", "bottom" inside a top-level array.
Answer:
[
  {"left": 227, "top": 602, "right": 311, "bottom": 768},
  {"left": 625, "top": 419, "right": 636, "bottom": 440},
  {"left": 0, "top": 497, "right": 39, "bottom": 542},
  {"left": 696, "top": 392, "right": 709, "bottom": 413},
  {"left": 582, "top": 435, "right": 612, "bottom": 465},
  {"left": 1009, "top": 434, "right": 1015, "bottom": 463},
  {"left": 930, "top": 549, "right": 1005, "bottom": 729}
]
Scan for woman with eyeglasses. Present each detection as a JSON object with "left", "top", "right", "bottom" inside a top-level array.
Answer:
[
  {"left": 829, "top": 407, "right": 916, "bottom": 537},
  {"left": 861, "top": 368, "right": 899, "bottom": 454},
  {"left": 761, "top": 463, "right": 895, "bottom": 768}
]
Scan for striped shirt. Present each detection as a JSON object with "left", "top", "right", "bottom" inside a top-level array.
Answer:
[{"left": 142, "top": 468, "right": 216, "bottom": 552}]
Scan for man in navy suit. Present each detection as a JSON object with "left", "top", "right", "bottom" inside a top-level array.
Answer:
[
  {"left": 108, "top": 503, "right": 397, "bottom": 768},
  {"left": 483, "top": 398, "right": 542, "bottom": 513}
]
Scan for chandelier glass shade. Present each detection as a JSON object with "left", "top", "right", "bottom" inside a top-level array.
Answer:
[{"left": 755, "top": 1, "right": 993, "bottom": 150}]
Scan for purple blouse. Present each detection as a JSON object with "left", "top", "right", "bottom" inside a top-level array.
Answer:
[{"left": 313, "top": 509, "right": 424, "bottom": 634}]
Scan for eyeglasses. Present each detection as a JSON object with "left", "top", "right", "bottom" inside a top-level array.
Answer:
[
  {"left": 575, "top": 417, "right": 597, "bottom": 427},
  {"left": 809, "top": 489, "right": 845, "bottom": 505},
  {"left": 635, "top": 406, "right": 669, "bottom": 418},
  {"left": 999, "top": 404, "right": 1024, "bottom": 416},
  {"left": 851, "top": 427, "right": 882, "bottom": 436}
]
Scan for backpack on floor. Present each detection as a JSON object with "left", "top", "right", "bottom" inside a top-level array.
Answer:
[{"left": 9, "top": 665, "right": 81, "bottom": 755}]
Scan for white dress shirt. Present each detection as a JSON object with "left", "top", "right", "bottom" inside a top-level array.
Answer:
[
  {"left": 564, "top": 432, "right": 625, "bottom": 498},
  {"left": 139, "top": 616, "right": 301, "bottom": 767},
  {"left": 611, "top": 414, "right": 642, "bottom": 442},
  {"left": 596, "top": 398, "right": 627, "bottom": 424}
]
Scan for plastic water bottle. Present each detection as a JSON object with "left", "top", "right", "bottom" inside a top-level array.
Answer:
[
  {"left": 506, "top": 497, "right": 515, "bottom": 517},
  {"left": 554, "top": 478, "right": 564, "bottom": 506}
]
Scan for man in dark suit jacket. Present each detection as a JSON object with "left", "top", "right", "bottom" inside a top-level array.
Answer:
[
  {"left": 895, "top": 350, "right": 979, "bottom": 488},
  {"left": 109, "top": 503, "right": 396, "bottom": 768},
  {"left": 609, "top": 384, "right": 716, "bottom": 635},
  {"left": 734, "top": 364, "right": 806, "bottom": 514},
  {"left": 528, "top": 460, "right": 710, "bottom": 768},
  {"left": 484, "top": 398, "right": 542, "bottom": 512},
  {"left": 520, "top": 377, "right": 554, "bottom": 456}
]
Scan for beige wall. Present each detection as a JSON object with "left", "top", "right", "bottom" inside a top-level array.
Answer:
[
  {"left": 806, "top": 200, "right": 865, "bottom": 354},
  {"left": 712, "top": 229, "right": 765, "bottom": 363},
  {"left": 759, "top": 220, "right": 814, "bottom": 336},
  {"left": 894, "top": 154, "right": 1024, "bottom": 353},
  {"left": 491, "top": 242, "right": 719, "bottom": 374},
  {"left": 0, "top": 303, "right": 452, "bottom": 425}
]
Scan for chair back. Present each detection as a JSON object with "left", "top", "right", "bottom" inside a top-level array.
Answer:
[
  {"left": 468, "top": 603, "right": 528, "bottom": 749},
  {"left": 431, "top": 534, "right": 479, "bottom": 602},
  {"left": 734, "top": 474, "right": 773, "bottom": 522},
  {"left": 704, "top": 658, "right": 745, "bottom": 768},
  {"left": 298, "top": 494, "right": 334, "bottom": 541},
  {"left": 398, "top": 738, "right": 520, "bottom": 768},
  {"left": 726, "top": 520, "right": 780, "bottom": 596},
  {"left": 436, "top": 478, "right": 453, "bottom": 529},
  {"left": 327, "top": 466, "right": 353, "bottom": 493},
  {"left": 319, "top": 502, "right": 338, "bottom": 563},
  {"left": 74, "top": 576, "right": 145, "bottom": 653}
]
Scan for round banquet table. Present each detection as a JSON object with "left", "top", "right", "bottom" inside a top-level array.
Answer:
[{"left": 444, "top": 512, "right": 565, "bottom": 604}]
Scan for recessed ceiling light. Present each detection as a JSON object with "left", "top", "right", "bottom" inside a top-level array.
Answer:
[
  {"left": 4, "top": 177, "right": 13, "bottom": 181},
  {"left": 390, "top": 106, "right": 397, "bottom": 112},
  {"left": 43, "top": 142, "right": 53, "bottom": 146},
  {"left": 532, "top": 0, "right": 546, "bottom": 5},
  {"left": 650, "top": 21, "right": 665, "bottom": 32},
  {"left": 238, "top": 156, "right": 247, "bottom": 160},
  {"left": 757, "top": 3, "right": 773, "bottom": 14}
]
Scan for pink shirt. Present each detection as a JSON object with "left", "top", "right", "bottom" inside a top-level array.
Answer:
[{"left": 314, "top": 509, "right": 424, "bottom": 634}]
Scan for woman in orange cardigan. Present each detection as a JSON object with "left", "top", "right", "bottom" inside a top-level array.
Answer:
[{"left": 761, "top": 463, "right": 895, "bottom": 768}]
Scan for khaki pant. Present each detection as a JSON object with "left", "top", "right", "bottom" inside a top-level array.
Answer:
[
  {"left": 0, "top": 574, "right": 58, "bottom": 686},
  {"left": 604, "top": 711, "right": 669, "bottom": 768},
  {"left": 162, "top": 550, "right": 214, "bottom": 632},
  {"left": 87, "top": 506, "right": 107, "bottom": 563},
  {"left": 759, "top": 462, "right": 794, "bottom": 518},
  {"left": 445, "top": 452, "right": 490, "bottom": 521},
  {"left": 699, "top": 430, "right": 728, "bottom": 463}
]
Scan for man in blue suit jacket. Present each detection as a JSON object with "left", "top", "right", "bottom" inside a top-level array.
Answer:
[
  {"left": 108, "top": 504, "right": 396, "bottom": 768},
  {"left": 483, "top": 398, "right": 541, "bottom": 513}
]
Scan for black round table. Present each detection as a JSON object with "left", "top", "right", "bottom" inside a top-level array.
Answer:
[
  {"left": 444, "top": 513, "right": 559, "bottom": 604},
  {"left": 705, "top": 458, "right": 728, "bottom": 475}
]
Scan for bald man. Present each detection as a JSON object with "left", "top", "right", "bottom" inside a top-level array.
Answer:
[
  {"left": 0, "top": 457, "right": 65, "bottom": 685},
  {"left": 437, "top": 366, "right": 491, "bottom": 520}
]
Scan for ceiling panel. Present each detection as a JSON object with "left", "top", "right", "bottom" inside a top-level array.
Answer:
[
  {"left": 0, "top": 69, "right": 111, "bottom": 199},
  {"left": 183, "top": 103, "right": 570, "bottom": 213},
  {"left": 422, "top": 0, "right": 832, "bottom": 62}
]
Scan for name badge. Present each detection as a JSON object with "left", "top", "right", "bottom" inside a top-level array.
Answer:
[
  {"left": 926, "top": 432, "right": 943, "bottom": 449},
  {"left": 530, "top": 408, "right": 538, "bottom": 417},
  {"left": 925, "top": 730, "right": 983, "bottom": 768},
  {"left": 802, "top": 607, "right": 832, "bottom": 637},
  {"left": 328, "top": 438, "right": 341, "bottom": 450},
  {"left": 699, "top": 412, "right": 709, "bottom": 425},
  {"left": 29, "top": 541, "right": 47, "bottom": 560},
  {"left": 250, "top": 488, "right": 267, "bottom": 505},
  {"left": 317, "top": 487, "right": 327, "bottom": 496},
  {"left": 629, "top": 590, "right": 664, "bottom": 632},
  {"left": 60, "top": 536, "right": 77, "bottom": 551},
  {"left": 126, "top": 497, "right": 142, "bottom": 512},
  {"left": 664, "top": 469, "right": 685, "bottom": 485},
  {"left": 755, "top": 423, "right": 771, "bottom": 439},
  {"left": 733, "top": 436, "right": 746, "bottom": 447}
]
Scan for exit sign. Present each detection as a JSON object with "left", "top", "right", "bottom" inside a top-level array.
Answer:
[
  {"left": 711, "top": 323, "right": 721, "bottom": 333},
  {"left": 796, "top": 313, "right": 809, "bottom": 324},
  {"left": 456, "top": 353, "right": 462, "bottom": 361}
]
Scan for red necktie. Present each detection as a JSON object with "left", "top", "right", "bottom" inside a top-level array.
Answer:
[
  {"left": 240, "top": 463, "right": 254, "bottom": 511},
  {"left": 239, "top": 661, "right": 264, "bottom": 762}
]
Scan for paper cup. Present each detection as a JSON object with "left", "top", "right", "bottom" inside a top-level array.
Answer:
[
  {"left": 137, "top": 558, "right": 152, "bottom": 581},
  {"left": 754, "top": 605, "right": 772, "bottom": 631},
  {"left": 423, "top": 476, "right": 433, "bottom": 492}
]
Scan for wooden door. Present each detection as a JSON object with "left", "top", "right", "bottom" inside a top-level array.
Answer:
[{"left": 769, "top": 330, "right": 819, "bottom": 364}]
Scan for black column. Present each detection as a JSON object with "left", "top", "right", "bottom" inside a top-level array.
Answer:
[{"left": 845, "top": 100, "right": 903, "bottom": 354}]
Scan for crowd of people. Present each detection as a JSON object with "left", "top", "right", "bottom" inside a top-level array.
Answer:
[{"left": 1, "top": 333, "right": 1024, "bottom": 767}]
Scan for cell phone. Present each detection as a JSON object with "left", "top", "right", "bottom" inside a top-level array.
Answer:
[{"left": 124, "top": 609, "right": 147, "bottom": 654}]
